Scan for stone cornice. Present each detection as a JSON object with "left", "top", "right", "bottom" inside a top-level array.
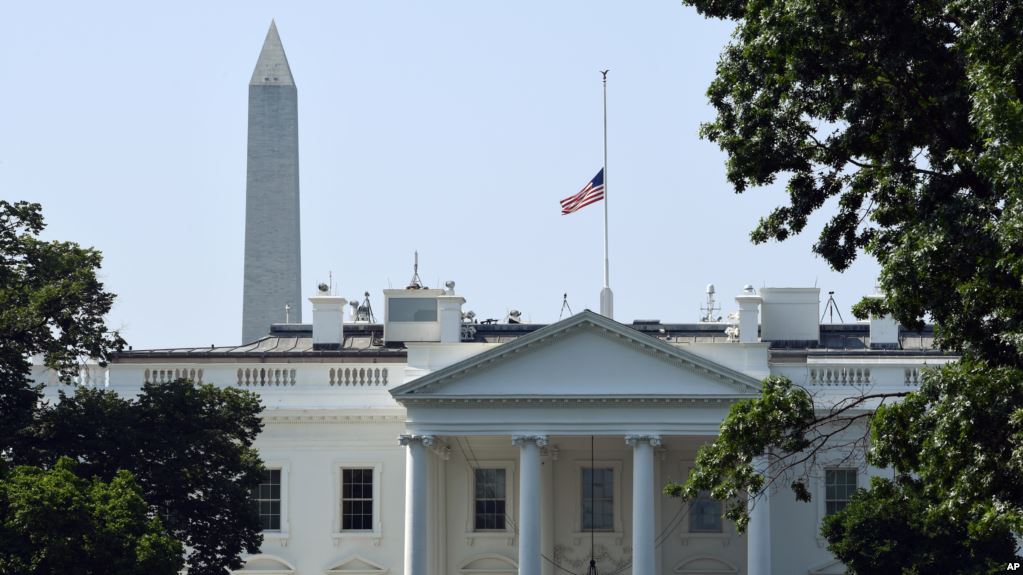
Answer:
[
  {"left": 395, "top": 396, "right": 749, "bottom": 407},
  {"left": 263, "top": 410, "right": 404, "bottom": 425}
]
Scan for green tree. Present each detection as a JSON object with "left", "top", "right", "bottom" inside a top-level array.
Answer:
[
  {"left": 0, "top": 201, "right": 265, "bottom": 574},
  {"left": 0, "top": 201, "right": 124, "bottom": 452},
  {"left": 669, "top": 0, "right": 1023, "bottom": 569},
  {"left": 821, "top": 475, "right": 1014, "bottom": 574},
  {"left": 0, "top": 457, "right": 183, "bottom": 575},
  {"left": 683, "top": 0, "right": 1023, "bottom": 362},
  {"left": 15, "top": 380, "right": 265, "bottom": 575}
]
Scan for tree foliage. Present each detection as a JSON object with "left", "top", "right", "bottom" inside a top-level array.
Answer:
[
  {"left": 685, "top": 0, "right": 1023, "bottom": 362},
  {"left": 0, "top": 201, "right": 265, "bottom": 573},
  {"left": 673, "top": 0, "right": 1023, "bottom": 569},
  {"left": 821, "top": 476, "right": 1014, "bottom": 574},
  {"left": 0, "top": 201, "right": 124, "bottom": 450},
  {"left": 14, "top": 380, "right": 266, "bottom": 575},
  {"left": 0, "top": 457, "right": 183, "bottom": 575}
]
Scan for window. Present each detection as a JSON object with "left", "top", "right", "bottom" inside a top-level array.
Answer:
[
  {"left": 388, "top": 298, "right": 437, "bottom": 322},
  {"left": 825, "top": 469, "right": 857, "bottom": 515},
  {"left": 341, "top": 468, "right": 374, "bottom": 530},
  {"left": 253, "top": 468, "right": 281, "bottom": 531},
  {"left": 581, "top": 468, "right": 614, "bottom": 531},
  {"left": 474, "top": 468, "right": 507, "bottom": 530},
  {"left": 689, "top": 490, "right": 722, "bottom": 533}
]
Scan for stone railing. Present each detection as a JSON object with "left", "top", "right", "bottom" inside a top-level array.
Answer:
[
  {"left": 809, "top": 366, "right": 871, "bottom": 386},
  {"left": 328, "top": 366, "right": 389, "bottom": 386},
  {"left": 145, "top": 368, "right": 204, "bottom": 384},
  {"left": 904, "top": 367, "right": 922, "bottom": 386},
  {"left": 236, "top": 367, "right": 296, "bottom": 387}
]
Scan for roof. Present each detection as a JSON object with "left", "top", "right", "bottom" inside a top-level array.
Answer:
[
  {"left": 390, "top": 310, "right": 762, "bottom": 398},
  {"left": 111, "top": 315, "right": 944, "bottom": 362},
  {"left": 250, "top": 20, "right": 294, "bottom": 86}
]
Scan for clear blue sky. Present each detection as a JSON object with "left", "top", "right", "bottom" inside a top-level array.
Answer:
[{"left": 1, "top": 1, "right": 879, "bottom": 349}]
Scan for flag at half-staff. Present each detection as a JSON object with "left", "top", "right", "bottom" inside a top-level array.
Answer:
[{"left": 560, "top": 168, "right": 605, "bottom": 215}]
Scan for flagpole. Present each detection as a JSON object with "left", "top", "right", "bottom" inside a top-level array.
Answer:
[{"left": 599, "top": 70, "right": 614, "bottom": 319}]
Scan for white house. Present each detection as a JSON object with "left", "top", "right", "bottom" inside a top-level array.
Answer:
[{"left": 35, "top": 283, "right": 951, "bottom": 575}]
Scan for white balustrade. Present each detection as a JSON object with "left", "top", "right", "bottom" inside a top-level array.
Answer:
[
  {"left": 809, "top": 366, "right": 871, "bottom": 386},
  {"left": 328, "top": 366, "right": 389, "bottom": 386},
  {"left": 235, "top": 367, "right": 297, "bottom": 387},
  {"left": 144, "top": 367, "right": 204, "bottom": 384}
]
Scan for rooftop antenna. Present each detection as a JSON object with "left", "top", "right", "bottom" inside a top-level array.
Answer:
[
  {"left": 329, "top": 270, "right": 333, "bottom": 295},
  {"left": 351, "top": 291, "right": 375, "bottom": 323},
  {"left": 700, "top": 283, "right": 722, "bottom": 322},
  {"left": 407, "top": 251, "right": 424, "bottom": 289},
  {"left": 559, "top": 293, "right": 573, "bottom": 320},
  {"left": 821, "top": 290, "right": 844, "bottom": 323}
]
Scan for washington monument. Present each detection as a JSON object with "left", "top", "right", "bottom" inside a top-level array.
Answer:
[{"left": 242, "top": 21, "right": 302, "bottom": 343}]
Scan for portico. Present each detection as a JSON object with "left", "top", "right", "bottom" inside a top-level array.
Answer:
[{"left": 391, "top": 311, "right": 763, "bottom": 575}]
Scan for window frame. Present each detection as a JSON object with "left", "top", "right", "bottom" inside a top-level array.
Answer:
[
  {"left": 332, "top": 461, "right": 383, "bottom": 544},
  {"left": 570, "top": 459, "right": 623, "bottom": 536},
  {"left": 814, "top": 462, "right": 863, "bottom": 547},
  {"left": 687, "top": 489, "right": 723, "bottom": 534},
  {"left": 464, "top": 460, "right": 516, "bottom": 538},
  {"left": 253, "top": 468, "right": 282, "bottom": 531},
  {"left": 678, "top": 461, "right": 732, "bottom": 545},
  {"left": 256, "top": 461, "right": 290, "bottom": 544},
  {"left": 473, "top": 467, "right": 509, "bottom": 531},
  {"left": 823, "top": 467, "right": 858, "bottom": 516}
]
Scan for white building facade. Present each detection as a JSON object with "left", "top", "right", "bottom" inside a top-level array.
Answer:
[{"left": 35, "top": 285, "right": 952, "bottom": 575}]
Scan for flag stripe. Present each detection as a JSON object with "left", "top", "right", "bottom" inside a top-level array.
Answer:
[
  {"left": 561, "top": 190, "right": 604, "bottom": 214},
  {"left": 561, "top": 188, "right": 604, "bottom": 213},
  {"left": 560, "top": 168, "right": 605, "bottom": 215}
]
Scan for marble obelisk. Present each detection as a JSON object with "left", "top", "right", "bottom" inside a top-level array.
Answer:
[{"left": 242, "top": 21, "right": 302, "bottom": 343}]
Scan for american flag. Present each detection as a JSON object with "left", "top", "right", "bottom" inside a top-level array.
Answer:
[{"left": 560, "top": 168, "right": 605, "bottom": 215}]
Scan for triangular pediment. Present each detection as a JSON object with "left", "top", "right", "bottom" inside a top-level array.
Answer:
[
  {"left": 391, "top": 311, "right": 759, "bottom": 400},
  {"left": 325, "top": 554, "right": 389, "bottom": 574}
]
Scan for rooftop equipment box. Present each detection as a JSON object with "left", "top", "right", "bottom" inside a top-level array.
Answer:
[{"left": 759, "top": 287, "right": 820, "bottom": 344}]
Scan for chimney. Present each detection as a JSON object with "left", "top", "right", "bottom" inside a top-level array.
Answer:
[
  {"left": 866, "top": 294, "right": 900, "bottom": 349},
  {"left": 735, "top": 285, "right": 762, "bottom": 343},
  {"left": 438, "top": 281, "right": 465, "bottom": 343},
  {"left": 310, "top": 284, "right": 347, "bottom": 349}
]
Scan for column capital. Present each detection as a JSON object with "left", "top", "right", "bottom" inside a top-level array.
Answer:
[
  {"left": 398, "top": 434, "right": 436, "bottom": 447},
  {"left": 512, "top": 434, "right": 549, "bottom": 448},
  {"left": 625, "top": 434, "right": 662, "bottom": 447}
]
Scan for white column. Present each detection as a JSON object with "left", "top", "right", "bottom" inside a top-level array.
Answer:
[
  {"left": 747, "top": 455, "right": 771, "bottom": 575},
  {"left": 540, "top": 446, "right": 556, "bottom": 575},
  {"left": 513, "top": 435, "right": 547, "bottom": 575},
  {"left": 626, "top": 435, "right": 660, "bottom": 575},
  {"left": 400, "top": 434, "right": 433, "bottom": 575}
]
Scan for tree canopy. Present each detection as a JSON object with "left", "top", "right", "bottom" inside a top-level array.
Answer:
[
  {"left": 14, "top": 381, "right": 266, "bottom": 575},
  {"left": 0, "top": 201, "right": 124, "bottom": 451},
  {"left": 685, "top": 0, "right": 1023, "bottom": 362},
  {"left": 0, "top": 201, "right": 265, "bottom": 574},
  {"left": 0, "top": 458, "right": 183, "bottom": 575},
  {"left": 671, "top": 0, "right": 1023, "bottom": 570}
]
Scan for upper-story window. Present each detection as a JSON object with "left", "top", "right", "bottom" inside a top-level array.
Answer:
[
  {"left": 341, "top": 468, "right": 374, "bottom": 530},
  {"left": 825, "top": 468, "right": 857, "bottom": 515},
  {"left": 253, "top": 468, "right": 281, "bottom": 531},
  {"left": 388, "top": 298, "right": 437, "bottom": 322},
  {"left": 474, "top": 468, "right": 507, "bottom": 530},
  {"left": 581, "top": 467, "right": 614, "bottom": 531},
  {"left": 689, "top": 490, "right": 723, "bottom": 533}
]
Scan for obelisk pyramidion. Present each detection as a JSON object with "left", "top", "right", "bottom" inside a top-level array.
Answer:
[{"left": 242, "top": 21, "right": 302, "bottom": 343}]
